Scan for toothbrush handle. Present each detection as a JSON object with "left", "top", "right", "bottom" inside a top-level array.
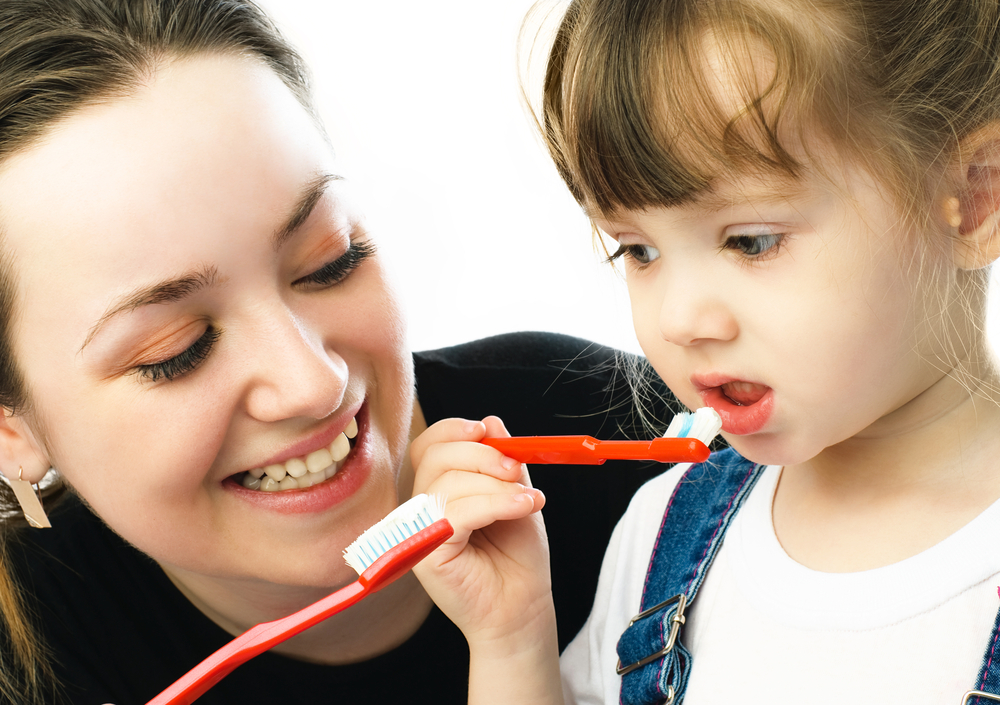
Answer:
[
  {"left": 482, "top": 436, "right": 710, "bottom": 464},
  {"left": 596, "top": 438, "right": 710, "bottom": 463},
  {"left": 145, "top": 519, "right": 454, "bottom": 705},
  {"left": 144, "top": 581, "right": 367, "bottom": 705}
]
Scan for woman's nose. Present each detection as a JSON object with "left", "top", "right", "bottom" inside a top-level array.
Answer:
[
  {"left": 657, "top": 274, "right": 738, "bottom": 347},
  {"left": 242, "top": 311, "right": 348, "bottom": 422}
]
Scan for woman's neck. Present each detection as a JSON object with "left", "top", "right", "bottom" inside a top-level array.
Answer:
[
  {"left": 162, "top": 565, "right": 435, "bottom": 664},
  {"left": 773, "top": 348, "right": 1000, "bottom": 572},
  {"left": 159, "top": 397, "right": 435, "bottom": 664}
]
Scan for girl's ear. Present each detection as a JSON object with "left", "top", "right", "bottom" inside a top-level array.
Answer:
[
  {"left": 0, "top": 409, "right": 50, "bottom": 484},
  {"left": 953, "top": 123, "right": 1000, "bottom": 269}
]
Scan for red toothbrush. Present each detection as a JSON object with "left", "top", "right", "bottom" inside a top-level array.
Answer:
[
  {"left": 481, "top": 408, "right": 722, "bottom": 465},
  {"left": 481, "top": 435, "right": 710, "bottom": 464},
  {"left": 145, "top": 495, "right": 452, "bottom": 705}
]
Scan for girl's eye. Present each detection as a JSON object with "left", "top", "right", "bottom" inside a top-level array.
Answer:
[
  {"left": 134, "top": 326, "right": 220, "bottom": 383},
  {"left": 723, "top": 232, "right": 784, "bottom": 259},
  {"left": 296, "top": 239, "right": 376, "bottom": 287},
  {"left": 607, "top": 243, "right": 661, "bottom": 266}
]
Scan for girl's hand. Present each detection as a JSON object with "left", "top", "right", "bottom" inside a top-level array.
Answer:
[{"left": 410, "top": 416, "right": 562, "bottom": 705}]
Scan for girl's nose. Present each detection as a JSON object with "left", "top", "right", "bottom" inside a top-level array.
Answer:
[
  {"left": 657, "top": 276, "right": 738, "bottom": 347},
  {"left": 243, "top": 310, "right": 348, "bottom": 423}
]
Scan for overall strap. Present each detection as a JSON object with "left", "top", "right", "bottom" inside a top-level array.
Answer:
[
  {"left": 964, "top": 599, "right": 1000, "bottom": 704},
  {"left": 616, "top": 448, "right": 764, "bottom": 705}
]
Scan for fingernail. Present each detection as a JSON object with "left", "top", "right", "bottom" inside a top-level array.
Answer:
[
  {"left": 501, "top": 456, "right": 519, "bottom": 471},
  {"left": 511, "top": 493, "right": 530, "bottom": 503},
  {"left": 463, "top": 420, "right": 480, "bottom": 435}
]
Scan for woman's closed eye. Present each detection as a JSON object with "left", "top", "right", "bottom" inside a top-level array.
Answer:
[
  {"left": 607, "top": 243, "right": 661, "bottom": 266},
  {"left": 295, "top": 239, "right": 376, "bottom": 288},
  {"left": 134, "top": 326, "right": 220, "bottom": 383}
]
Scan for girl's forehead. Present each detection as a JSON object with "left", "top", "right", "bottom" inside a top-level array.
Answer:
[{"left": 587, "top": 164, "right": 837, "bottom": 227}]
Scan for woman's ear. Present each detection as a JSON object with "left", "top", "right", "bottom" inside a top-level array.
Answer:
[
  {"left": 953, "top": 123, "right": 1000, "bottom": 269},
  {"left": 0, "top": 408, "right": 50, "bottom": 484}
]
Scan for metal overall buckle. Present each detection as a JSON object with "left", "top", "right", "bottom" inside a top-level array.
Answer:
[
  {"left": 616, "top": 593, "right": 687, "bottom": 677},
  {"left": 962, "top": 691, "right": 1000, "bottom": 704}
]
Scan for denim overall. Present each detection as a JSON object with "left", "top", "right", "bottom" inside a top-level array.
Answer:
[{"left": 614, "top": 448, "right": 1000, "bottom": 705}]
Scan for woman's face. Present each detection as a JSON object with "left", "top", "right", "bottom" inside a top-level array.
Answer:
[{"left": 0, "top": 53, "right": 415, "bottom": 588}]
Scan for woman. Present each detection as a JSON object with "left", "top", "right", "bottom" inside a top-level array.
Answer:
[{"left": 0, "top": 2, "right": 674, "bottom": 703}]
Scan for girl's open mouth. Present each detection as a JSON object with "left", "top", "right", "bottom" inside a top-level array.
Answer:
[
  {"left": 720, "top": 381, "right": 769, "bottom": 406},
  {"left": 699, "top": 381, "right": 774, "bottom": 435},
  {"left": 232, "top": 415, "right": 359, "bottom": 492}
]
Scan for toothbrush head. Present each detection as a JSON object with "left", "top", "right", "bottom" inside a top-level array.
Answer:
[
  {"left": 343, "top": 493, "right": 448, "bottom": 575},
  {"left": 663, "top": 407, "right": 723, "bottom": 446}
]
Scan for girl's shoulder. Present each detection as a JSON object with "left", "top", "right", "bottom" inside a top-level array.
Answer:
[
  {"left": 623, "top": 448, "right": 754, "bottom": 527},
  {"left": 609, "top": 449, "right": 758, "bottom": 581}
]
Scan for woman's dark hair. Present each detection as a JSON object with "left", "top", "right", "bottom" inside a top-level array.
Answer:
[{"left": 0, "top": 2, "right": 314, "bottom": 701}]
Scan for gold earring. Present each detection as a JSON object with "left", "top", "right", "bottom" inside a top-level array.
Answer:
[
  {"left": 944, "top": 196, "right": 963, "bottom": 228},
  {"left": 9, "top": 467, "right": 50, "bottom": 529}
]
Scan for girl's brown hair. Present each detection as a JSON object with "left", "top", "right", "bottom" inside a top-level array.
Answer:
[
  {"left": 537, "top": 0, "right": 1000, "bottom": 232},
  {"left": 0, "top": 2, "right": 313, "bottom": 702}
]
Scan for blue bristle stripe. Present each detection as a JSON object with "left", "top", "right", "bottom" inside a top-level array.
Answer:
[
  {"left": 678, "top": 414, "right": 694, "bottom": 438},
  {"left": 343, "top": 494, "right": 446, "bottom": 575}
]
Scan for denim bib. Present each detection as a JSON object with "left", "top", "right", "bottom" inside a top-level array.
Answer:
[{"left": 616, "top": 448, "right": 1000, "bottom": 705}]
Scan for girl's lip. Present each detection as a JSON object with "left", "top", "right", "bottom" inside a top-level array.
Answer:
[
  {"left": 692, "top": 374, "right": 774, "bottom": 435},
  {"left": 252, "top": 400, "right": 364, "bottom": 470},
  {"left": 223, "top": 404, "right": 371, "bottom": 515}
]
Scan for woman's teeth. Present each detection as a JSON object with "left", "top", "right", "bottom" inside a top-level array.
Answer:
[{"left": 239, "top": 417, "right": 358, "bottom": 492}]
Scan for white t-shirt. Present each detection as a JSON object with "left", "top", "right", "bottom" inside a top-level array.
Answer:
[{"left": 561, "top": 463, "right": 1000, "bottom": 704}]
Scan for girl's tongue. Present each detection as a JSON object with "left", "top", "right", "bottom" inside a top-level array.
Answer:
[{"left": 721, "top": 381, "right": 769, "bottom": 406}]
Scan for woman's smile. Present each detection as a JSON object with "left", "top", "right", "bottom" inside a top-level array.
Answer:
[
  {"left": 0, "top": 52, "right": 415, "bottom": 588},
  {"left": 225, "top": 404, "right": 377, "bottom": 516}
]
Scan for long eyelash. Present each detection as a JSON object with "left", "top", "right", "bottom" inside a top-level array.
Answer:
[
  {"left": 135, "top": 326, "right": 221, "bottom": 383},
  {"left": 605, "top": 244, "right": 629, "bottom": 264},
  {"left": 298, "top": 239, "right": 376, "bottom": 287},
  {"left": 723, "top": 234, "right": 785, "bottom": 262},
  {"left": 605, "top": 243, "right": 655, "bottom": 267}
]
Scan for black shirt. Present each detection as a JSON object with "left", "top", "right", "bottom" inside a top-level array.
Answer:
[{"left": 8, "top": 332, "right": 675, "bottom": 705}]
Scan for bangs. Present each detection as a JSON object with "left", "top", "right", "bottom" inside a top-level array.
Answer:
[{"left": 543, "top": 0, "right": 856, "bottom": 215}]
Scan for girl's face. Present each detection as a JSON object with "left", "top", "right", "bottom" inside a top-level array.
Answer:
[
  {"left": 597, "top": 161, "right": 953, "bottom": 467},
  {"left": 0, "top": 53, "right": 414, "bottom": 588}
]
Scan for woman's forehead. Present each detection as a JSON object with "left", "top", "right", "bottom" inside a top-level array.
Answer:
[
  {"left": 0, "top": 53, "right": 336, "bottom": 337},
  {"left": 0, "top": 53, "right": 330, "bottom": 251}
]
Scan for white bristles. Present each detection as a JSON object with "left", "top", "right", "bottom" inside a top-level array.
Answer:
[
  {"left": 663, "top": 407, "right": 723, "bottom": 446},
  {"left": 343, "top": 493, "right": 446, "bottom": 575}
]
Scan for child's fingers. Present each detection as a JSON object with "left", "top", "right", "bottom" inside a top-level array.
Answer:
[
  {"left": 410, "top": 417, "right": 486, "bottom": 468},
  {"left": 480, "top": 415, "right": 538, "bottom": 488},
  {"left": 443, "top": 489, "right": 544, "bottom": 538},
  {"left": 413, "top": 441, "right": 525, "bottom": 496},
  {"left": 481, "top": 414, "right": 510, "bottom": 439},
  {"left": 425, "top": 469, "right": 545, "bottom": 526}
]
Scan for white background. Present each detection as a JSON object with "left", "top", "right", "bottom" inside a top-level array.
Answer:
[{"left": 255, "top": 0, "right": 1000, "bottom": 358}]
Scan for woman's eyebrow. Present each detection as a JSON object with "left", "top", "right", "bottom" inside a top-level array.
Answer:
[
  {"left": 272, "top": 172, "right": 342, "bottom": 250},
  {"left": 80, "top": 265, "right": 219, "bottom": 352}
]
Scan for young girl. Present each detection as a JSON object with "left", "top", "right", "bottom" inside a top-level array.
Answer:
[
  {"left": 413, "top": 0, "right": 1000, "bottom": 702},
  {"left": 0, "top": 2, "right": 679, "bottom": 704}
]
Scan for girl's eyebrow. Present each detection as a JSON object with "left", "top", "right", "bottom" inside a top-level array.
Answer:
[{"left": 81, "top": 266, "right": 219, "bottom": 351}]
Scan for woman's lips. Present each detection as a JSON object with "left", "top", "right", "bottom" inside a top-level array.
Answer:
[
  {"left": 697, "top": 380, "right": 774, "bottom": 435},
  {"left": 223, "top": 404, "right": 372, "bottom": 514}
]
